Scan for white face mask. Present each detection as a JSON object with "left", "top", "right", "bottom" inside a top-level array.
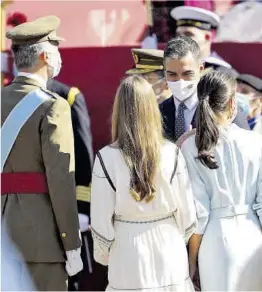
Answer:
[
  {"left": 167, "top": 79, "right": 198, "bottom": 101},
  {"left": 47, "top": 50, "right": 62, "bottom": 79}
]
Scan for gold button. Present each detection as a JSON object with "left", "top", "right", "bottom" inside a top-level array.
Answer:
[{"left": 61, "top": 232, "right": 67, "bottom": 238}]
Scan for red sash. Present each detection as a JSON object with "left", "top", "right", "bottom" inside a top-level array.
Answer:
[{"left": 1, "top": 173, "right": 48, "bottom": 194}]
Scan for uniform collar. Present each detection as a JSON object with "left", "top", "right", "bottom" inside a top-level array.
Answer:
[
  {"left": 17, "top": 72, "right": 47, "bottom": 88},
  {"left": 173, "top": 92, "right": 198, "bottom": 111}
]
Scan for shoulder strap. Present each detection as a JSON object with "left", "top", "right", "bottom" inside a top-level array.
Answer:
[
  {"left": 67, "top": 87, "right": 80, "bottom": 106},
  {"left": 1, "top": 89, "right": 50, "bottom": 172},
  {"left": 170, "top": 146, "right": 180, "bottom": 184},
  {"left": 97, "top": 151, "right": 116, "bottom": 192}
]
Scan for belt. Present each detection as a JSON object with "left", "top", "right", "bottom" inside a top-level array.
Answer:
[
  {"left": 209, "top": 205, "right": 254, "bottom": 219},
  {"left": 1, "top": 173, "right": 48, "bottom": 194},
  {"left": 114, "top": 212, "right": 175, "bottom": 224}
]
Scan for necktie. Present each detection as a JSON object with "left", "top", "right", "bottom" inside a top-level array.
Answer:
[{"left": 175, "top": 102, "right": 186, "bottom": 141}]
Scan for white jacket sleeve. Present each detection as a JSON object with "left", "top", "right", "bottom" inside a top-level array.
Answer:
[
  {"left": 171, "top": 148, "right": 197, "bottom": 243},
  {"left": 252, "top": 147, "right": 262, "bottom": 226},
  {"left": 180, "top": 145, "right": 210, "bottom": 235},
  {"left": 90, "top": 155, "right": 115, "bottom": 266}
]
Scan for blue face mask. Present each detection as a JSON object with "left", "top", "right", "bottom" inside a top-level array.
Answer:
[{"left": 236, "top": 92, "right": 250, "bottom": 117}]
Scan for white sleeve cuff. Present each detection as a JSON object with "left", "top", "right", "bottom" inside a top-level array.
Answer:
[
  {"left": 195, "top": 216, "right": 208, "bottom": 235},
  {"left": 78, "top": 214, "right": 89, "bottom": 232},
  {"left": 65, "top": 248, "right": 83, "bottom": 276}
]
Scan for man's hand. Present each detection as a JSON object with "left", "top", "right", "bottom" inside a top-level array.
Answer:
[{"left": 152, "top": 78, "right": 168, "bottom": 96}]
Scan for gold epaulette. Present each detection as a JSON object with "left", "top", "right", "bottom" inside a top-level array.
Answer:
[
  {"left": 67, "top": 87, "right": 80, "bottom": 106},
  {"left": 76, "top": 185, "right": 91, "bottom": 202},
  {"left": 176, "top": 129, "right": 196, "bottom": 148}
]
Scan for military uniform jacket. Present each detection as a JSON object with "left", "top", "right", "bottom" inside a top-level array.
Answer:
[
  {"left": 1, "top": 76, "right": 81, "bottom": 262},
  {"left": 47, "top": 79, "right": 93, "bottom": 216},
  {"left": 160, "top": 96, "right": 250, "bottom": 143}
]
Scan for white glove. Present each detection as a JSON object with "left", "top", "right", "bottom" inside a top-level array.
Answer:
[
  {"left": 78, "top": 214, "right": 89, "bottom": 232},
  {"left": 65, "top": 248, "right": 83, "bottom": 276}
]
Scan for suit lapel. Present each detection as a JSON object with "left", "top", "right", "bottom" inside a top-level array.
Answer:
[
  {"left": 161, "top": 96, "right": 176, "bottom": 142},
  {"left": 167, "top": 97, "right": 176, "bottom": 138},
  {"left": 191, "top": 107, "right": 198, "bottom": 129}
]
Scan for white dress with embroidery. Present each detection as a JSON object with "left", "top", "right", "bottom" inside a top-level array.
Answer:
[{"left": 91, "top": 140, "right": 197, "bottom": 291}]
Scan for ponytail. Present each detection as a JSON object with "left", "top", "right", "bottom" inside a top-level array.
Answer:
[
  {"left": 195, "top": 70, "right": 237, "bottom": 170},
  {"left": 195, "top": 96, "right": 219, "bottom": 169}
]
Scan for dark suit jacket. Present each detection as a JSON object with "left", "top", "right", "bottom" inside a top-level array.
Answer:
[
  {"left": 159, "top": 96, "right": 250, "bottom": 143},
  {"left": 47, "top": 79, "right": 93, "bottom": 216}
]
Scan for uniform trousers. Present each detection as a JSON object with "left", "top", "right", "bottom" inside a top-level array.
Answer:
[{"left": 2, "top": 259, "right": 67, "bottom": 291}]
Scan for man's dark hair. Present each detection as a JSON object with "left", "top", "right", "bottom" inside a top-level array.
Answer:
[{"left": 164, "top": 36, "right": 201, "bottom": 63}]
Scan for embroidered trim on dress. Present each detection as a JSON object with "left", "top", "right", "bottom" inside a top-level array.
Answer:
[
  {"left": 91, "top": 227, "right": 114, "bottom": 247},
  {"left": 114, "top": 214, "right": 174, "bottom": 224}
]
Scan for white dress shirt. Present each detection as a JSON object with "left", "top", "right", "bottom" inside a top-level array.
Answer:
[{"left": 174, "top": 93, "right": 198, "bottom": 131}]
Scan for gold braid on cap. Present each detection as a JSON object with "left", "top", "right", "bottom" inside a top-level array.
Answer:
[
  {"left": 136, "top": 64, "right": 163, "bottom": 70},
  {"left": 176, "top": 19, "right": 212, "bottom": 30}
]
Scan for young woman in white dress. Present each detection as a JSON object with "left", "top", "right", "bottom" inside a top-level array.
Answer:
[
  {"left": 177, "top": 70, "right": 262, "bottom": 291},
  {"left": 90, "top": 75, "right": 197, "bottom": 291}
]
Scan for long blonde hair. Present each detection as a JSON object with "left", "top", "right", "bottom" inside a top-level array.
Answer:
[{"left": 112, "top": 75, "right": 164, "bottom": 202}]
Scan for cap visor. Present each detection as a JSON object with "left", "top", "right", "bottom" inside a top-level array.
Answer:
[
  {"left": 50, "top": 36, "right": 65, "bottom": 42},
  {"left": 125, "top": 68, "right": 156, "bottom": 75}
]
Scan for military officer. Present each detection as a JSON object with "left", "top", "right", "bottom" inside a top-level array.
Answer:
[
  {"left": 170, "top": 6, "right": 231, "bottom": 70},
  {"left": 46, "top": 79, "right": 94, "bottom": 290},
  {"left": 237, "top": 74, "right": 262, "bottom": 130},
  {"left": 2, "top": 15, "right": 82, "bottom": 290},
  {"left": 126, "top": 48, "right": 171, "bottom": 104},
  {"left": 46, "top": 80, "right": 93, "bottom": 211}
]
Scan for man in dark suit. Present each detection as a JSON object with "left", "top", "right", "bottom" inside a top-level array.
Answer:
[
  {"left": 160, "top": 36, "right": 249, "bottom": 143},
  {"left": 47, "top": 79, "right": 93, "bottom": 209},
  {"left": 47, "top": 79, "right": 97, "bottom": 290}
]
